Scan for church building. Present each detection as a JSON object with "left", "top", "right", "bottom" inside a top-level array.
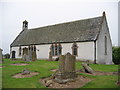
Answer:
[{"left": 10, "top": 12, "right": 113, "bottom": 64}]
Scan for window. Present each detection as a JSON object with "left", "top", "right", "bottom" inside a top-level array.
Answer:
[
  {"left": 73, "top": 48, "right": 77, "bottom": 56},
  {"left": 72, "top": 42, "right": 78, "bottom": 56},
  {"left": 31, "top": 45, "right": 33, "bottom": 51},
  {"left": 50, "top": 43, "right": 62, "bottom": 56},
  {"left": 33, "top": 45, "right": 36, "bottom": 51},
  {"left": 55, "top": 44, "right": 58, "bottom": 56},
  {"left": 51, "top": 44, "right": 54, "bottom": 56},
  {"left": 28, "top": 45, "right": 31, "bottom": 51},
  {"left": 19, "top": 46, "right": 21, "bottom": 56},
  {"left": 105, "top": 36, "right": 107, "bottom": 55},
  {"left": 58, "top": 43, "right": 62, "bottom": 55}
]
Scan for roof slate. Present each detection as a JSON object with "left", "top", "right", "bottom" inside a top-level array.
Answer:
[{"left": 11, "top": 16, "right": 103, "bottom": 46}]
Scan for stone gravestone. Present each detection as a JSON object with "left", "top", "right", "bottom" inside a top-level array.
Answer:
[
  {"left": 22, "top": 48, "right": 29, "bottom": 61},
  {"left": 32, "top": 45, "right": 37, "bottom": 61},
  {"left": 32, "top": 51, "right": 37, "bottom": 61},
  {"left": 28, "top": 46, "right": 32, "bottom": 61},
  {"left": 54, "top": 52, "right": 77, "bottom": 84},
  {"left": 21, "top": 69, "right": 30, "bottom": 75},
  {"left": 49, "top": 51, "right": 52, "bottom": 61},
  {"left": 23, "top": 54, "right": 29, "bottom": 61},
  {"left": 81, "top": 63, "right": 94, "bottom": 74},
  {"left": 28, "top": 45, "right": 37, "bottom": 61}
]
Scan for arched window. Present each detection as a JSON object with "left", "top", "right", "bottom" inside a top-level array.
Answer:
[
  {"left": 58, "top": 43, "right": 62, "bottom": 55},
  {"left": 29, "top": 45, "right": 35, "bottom": 51},
  {"left": 33, "top": 45, "right": 36, "bottom": 51},
  {"left": 19, "top": 46, "right": 21, "bottom": 56},
  {"left": 12, "top": 51, "right": 16, "bottom": 58},
  {"left": 105, "top": 36, "right": 107, "bottom": 55},
  {"left": 55, "top": 44, "right": 58, "bottom": 56},
  {"left": 28, "top": 45, "right": 31, "bottom": 50},
  {"left": 31, "top": 45, "right": 33, "bottom": 51},
  {"left": 72, "top": 42, "right": 78, "bottom": 56}
]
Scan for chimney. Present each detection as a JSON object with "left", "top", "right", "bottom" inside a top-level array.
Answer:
[{"left": 23, "top": 20, "right": 28, "bottom": 30}]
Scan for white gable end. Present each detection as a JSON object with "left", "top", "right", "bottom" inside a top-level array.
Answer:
[{"left": 96, "top": 16, "right": 112, "bottom": 64}]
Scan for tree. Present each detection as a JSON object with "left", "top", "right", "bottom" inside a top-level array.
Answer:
[
  {"left": 4, "top": 53, "right": 10, "bottom": 59},
  {"left": 112, "top": 46, "right": 120, "bottom": 65}
]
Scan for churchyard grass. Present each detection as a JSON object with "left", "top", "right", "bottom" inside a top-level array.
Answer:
[
  {"left": 2, "top": 59, "right": 118, "bottom": 88},
  {"left": 0, "top": 65, "right": 2, "bottom": 89},
  {"left": 81, "top": 75, "right": 118, "bottom": 88}
]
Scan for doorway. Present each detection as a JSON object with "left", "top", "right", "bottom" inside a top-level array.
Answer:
[{"left": 12, "top": 51, "right": 16, "bottom": 58}]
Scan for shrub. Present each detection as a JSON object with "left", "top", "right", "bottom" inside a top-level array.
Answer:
[
  {"left": 3, "top": 53, "right": 10, "bottom": 59},
  {"left": 112, "top": 46, "right": 120, "bottom": 65}
]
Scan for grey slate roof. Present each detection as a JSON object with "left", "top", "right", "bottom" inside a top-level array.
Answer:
[{"left": 11, "top": 16, "right": 103, "bottom": 47}]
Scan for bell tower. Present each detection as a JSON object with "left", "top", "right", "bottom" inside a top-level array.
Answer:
[{"left": 23, "top": 20, "right": 28, "bottom": 30}]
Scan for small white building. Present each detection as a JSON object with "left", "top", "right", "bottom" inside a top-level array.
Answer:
[{"left": 10, "top": 12, "right": 112, "bottom": 64}]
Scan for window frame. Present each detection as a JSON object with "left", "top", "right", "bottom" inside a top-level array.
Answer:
[
  {"left": 105, "top": 36, "right": 107, "bottom": 55},
  {"left": 72, "top": 42, "right": 78, "bottom": 56},
  {"left": 50, "top": 43, "right": 62, "bottom": 56},
  {"left": 19, "top": 46, "right": 22, "bottom": 56}
]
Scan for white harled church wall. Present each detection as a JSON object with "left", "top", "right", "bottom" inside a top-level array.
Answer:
[
  {"left": 11, "top": 41, "right": 94, "bottom": 61},
  {"left": 77, "top": 42, "right": 94, "bottom": 61},
  {"left": 10, "top": 46, "right": 28, "bottom": 59},
  {"left": 36, "top": 44, "right": 51, "bottom": 60}
]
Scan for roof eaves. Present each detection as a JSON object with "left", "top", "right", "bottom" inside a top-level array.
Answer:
[{"left": 11, "top": 40, "right": 95, "bottom": 47}]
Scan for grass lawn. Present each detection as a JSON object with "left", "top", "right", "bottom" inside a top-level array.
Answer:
[
  {"left": 0, "top": 63, "right": 2, "bottom": 89},
  {"left": 2, "top": 59, "right": 119, "bottom": 88}
]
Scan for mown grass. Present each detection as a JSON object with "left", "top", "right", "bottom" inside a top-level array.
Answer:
[
  {"left": 0, "top": 68, "right": 2, "bottom": 89},
  {"left": 2, "top": 59, "right": 119, "bottom": 88},
  {"left": 81, "top": 75, "right": 118, "bottom": 88},
  {"left": 2, "top": 59, "right": 58, "bottom": 88}
]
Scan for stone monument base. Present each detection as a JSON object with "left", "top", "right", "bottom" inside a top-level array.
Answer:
[{"left": 54, "top": 72, "right": 77, "bottom": 84}]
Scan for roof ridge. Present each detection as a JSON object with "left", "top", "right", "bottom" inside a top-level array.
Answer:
[
  {"left": 11, "top": 15, "right": 103, "bottom": 46},
  {"left": 29, "top": 16, "right": 102, "bottom": 30}
]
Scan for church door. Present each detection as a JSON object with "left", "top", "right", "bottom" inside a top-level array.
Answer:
[{"left": 12, "top": 51, "right": 16, "bottom": 58}]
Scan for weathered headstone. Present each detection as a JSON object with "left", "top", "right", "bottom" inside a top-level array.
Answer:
[
  {"left": 21, "top": 69, "right": 30, "bottom": 75},
  {"left": 65, "top": 53, "right": 75, "bottom": 72},
  {"left": 54, "top": 52, "right": 77, "bottom": 84},
  {"left": 23, "top": 54, "right": 29, "bottom": 61},
  {"left": 28, "top": 47, "right": 32, "bottom": 61},
  {"left": 81, "top": 63, "right": 94, "bottom": 74},
  {"left": 59, "top": 55, "right": 65, "bottom": 73},
  {"left": 49, "top": 51, "right": 52, "bottom": 61},
  {"left": 22, "top": 47, "right": 29, "bottom": 61},
  {"left": 22, "top": 46, "right": 37, "bottom": 61},
  {"left": 45, "top": 80, "right": 53, "bottom": 87},
  {"left": 28, "top": 45, "right": 37, "bottom": 61},
  {"left": 32, "top": 52, "right": 37, "bottom": 61}
]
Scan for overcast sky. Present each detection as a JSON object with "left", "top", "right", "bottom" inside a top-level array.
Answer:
[{"left": 0, "top": 0, "right": 119, "bottom": 54}]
